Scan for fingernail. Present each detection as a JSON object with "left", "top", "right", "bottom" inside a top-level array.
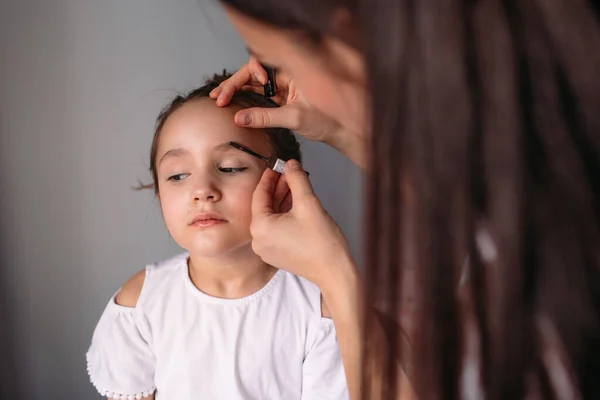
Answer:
[
  {"left": 287, "top": 159, "right": 301, "bottom": 170},
  {"left": 253, "top": 73, "right": 266, "bottom": 85},
  {"left": 236, "top": 112, "right": 252, "bottom": 126}
]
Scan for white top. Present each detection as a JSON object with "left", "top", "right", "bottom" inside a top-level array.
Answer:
[{"left": 86, "top": 253, "right": 349, "bottom": 400}]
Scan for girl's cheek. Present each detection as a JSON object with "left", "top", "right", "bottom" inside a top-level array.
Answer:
[
  {"left": 227, "top": 187, "right": 256, "bottom": 211},
  {"left": 229, "top": 175, "right": 262, "bottom": 193},
  {"left": 232, "top": 187, "right": 255, "bottom": 203}
]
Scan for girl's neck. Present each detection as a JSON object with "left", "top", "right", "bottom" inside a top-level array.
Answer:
[{"left": 187, "top": 246, "right": 277, "bottom": 300}]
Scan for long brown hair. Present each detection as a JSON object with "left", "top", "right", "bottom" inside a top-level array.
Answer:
[{"left": 220, "top": 0, "right": 600, "bottom": 399}]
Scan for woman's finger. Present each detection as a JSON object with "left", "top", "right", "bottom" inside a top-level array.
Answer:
[
  {"left": 234, "top": 105, "right": 300, "bottom": 130},
  {"left": 251, "top": 60, "right": 293, "bottom": 93},
  {"left": 241, "top": 85, "right": 265, "bottom": 95},
  {"left": 211, "top": 57, "right": 294, "bottom": 109},
  {"left": 251, "top": 168, "right": 280, "bottom": 219},
  {"left": 247, "top": 56, "right": 269, "bottom": 84},
  {"left": 216, "top": 83, "right": 239, "bottom": 107},
  {"left": 278, "top": 191, "right": 293, "bottom": 213},
  {"left": 212, "top": 60, "right": 268, "bottom": 106},
  {"left": 210, "top": 85, "right": 223, "bottom": 98},
  {"left": 272, "top": 174, "right": 290, "bottom": 212},
  {"left": 282, "top": 160, "right": 316, "bottom": 198}
]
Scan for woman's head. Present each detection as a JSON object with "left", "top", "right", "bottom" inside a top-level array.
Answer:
[
  {"left": 220, "top": 1, "right": 600, "bottom": 399},
  {"left": 148, "top": 72, "right": 301, "bottom": 257}
]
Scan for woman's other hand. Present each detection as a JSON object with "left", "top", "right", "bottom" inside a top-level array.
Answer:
[{"left": 210, "top": 57, "right": 367, "bottom": 169}]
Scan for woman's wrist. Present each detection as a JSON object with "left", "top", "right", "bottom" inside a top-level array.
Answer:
[
  {"left": 317, "top": 254, "right": 365, "bottom": 400},
  {"left": 325, "top": 127, "right": 369, "bottom": 171},
  {"left": 318, "top": 253, "right": 364, "bottom": 319}
]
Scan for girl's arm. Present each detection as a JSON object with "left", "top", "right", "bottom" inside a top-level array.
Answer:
[
  {"left": 109, "top": 272, "right": 156, "bottom": 400},
  {"left": 88, "top": 270, "right": 157, "bottom": 400}
]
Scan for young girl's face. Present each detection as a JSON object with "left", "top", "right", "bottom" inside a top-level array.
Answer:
[{"left": 155, "top": 98, "right": 271, "bottom": 258}]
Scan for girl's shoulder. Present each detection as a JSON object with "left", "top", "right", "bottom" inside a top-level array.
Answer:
[
  {"left": 114, "top": 252, "right": 189, "bottom": 310},
  {"left": 275, "top": 271, "right": 328, "bottom": 318}
]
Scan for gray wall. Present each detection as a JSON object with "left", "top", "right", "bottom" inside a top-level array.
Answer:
[{"left": 0, "top": 1, "right": 362, "bottom": 399}]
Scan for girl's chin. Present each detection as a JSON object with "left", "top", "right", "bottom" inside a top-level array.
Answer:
[{"left": 183, "top": 240, "right": 254, "bottom": 259}]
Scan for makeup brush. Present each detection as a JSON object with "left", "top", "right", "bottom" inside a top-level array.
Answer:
[{"left": 229, "top": 141, "right": 287, "bottom": 174}]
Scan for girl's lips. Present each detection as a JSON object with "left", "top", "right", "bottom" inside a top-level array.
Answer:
[
  {"left": 190, "top": 211, "right": 227, "bottom": 225},
  {"left": 190, "top": 218, "right": 227, "bottom": 228},
  {"left": 189, "top": 211, "right": 228, "bottom": 228}
]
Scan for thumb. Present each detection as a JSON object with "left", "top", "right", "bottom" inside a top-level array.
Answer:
[
  {"left": 284, "top": 160, "right": 316, "bottom": 198},
  {"left": 235, "top": 106, "right": 299, "bottom": 130}
]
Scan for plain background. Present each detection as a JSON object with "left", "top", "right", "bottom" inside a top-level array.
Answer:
[{"left": 0, "top": 1, "right": 363, "bottom": 398}]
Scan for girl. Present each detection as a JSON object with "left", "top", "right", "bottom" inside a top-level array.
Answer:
[{"left": 86, "top": 72, "right": 349, "bottom": 400}]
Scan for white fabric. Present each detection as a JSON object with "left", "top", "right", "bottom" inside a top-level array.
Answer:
[{"left": 86, "top": 253, "right": 349, "bottom": 399}]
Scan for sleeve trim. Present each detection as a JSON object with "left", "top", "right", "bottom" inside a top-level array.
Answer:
[{"left": 86, "top": 352, "right": 156, "bottom": 400}]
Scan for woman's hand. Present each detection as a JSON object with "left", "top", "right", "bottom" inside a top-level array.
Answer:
[
  {"left": 250, "top": 159, "right": 357, "bottom": 289},
  {"left": 210, "top": 57, "right": 367, "bottom": 169},
  {"left": 252, "top": 160, "right": 365, "bottom": 400},
  {"left": 253, "top": 162, "right": 419, "bottom": 400}
]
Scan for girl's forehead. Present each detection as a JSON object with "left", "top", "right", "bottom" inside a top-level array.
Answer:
[{"left": 157, "top": 99, "right": 271, "bottom": 156}]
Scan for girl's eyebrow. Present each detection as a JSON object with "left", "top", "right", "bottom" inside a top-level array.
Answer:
[
  {"left": 215, "top": 141, "right": 269, "bottom": 161},
  {"left": 214, "top": 141, "right": 260, "bottom": 155},
  {"left": 214, "top": 141, "right": 238, "bottom": 152},
  {"left": 228, "top": 141, "right": 268, "bottom": 161},
  {"left": 159, "top": 143, "right": 266, "bottom": 165},
  {"left": 159, "top": 148, "right": 188, "bottom": 165}
]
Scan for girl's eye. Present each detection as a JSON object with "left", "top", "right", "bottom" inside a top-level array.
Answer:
[
  {"left": 219, "top": 167, "right": 248, "bottom": 174},
  {"left": 167, "top": 173, "right": 189, "bottom": 182}
]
